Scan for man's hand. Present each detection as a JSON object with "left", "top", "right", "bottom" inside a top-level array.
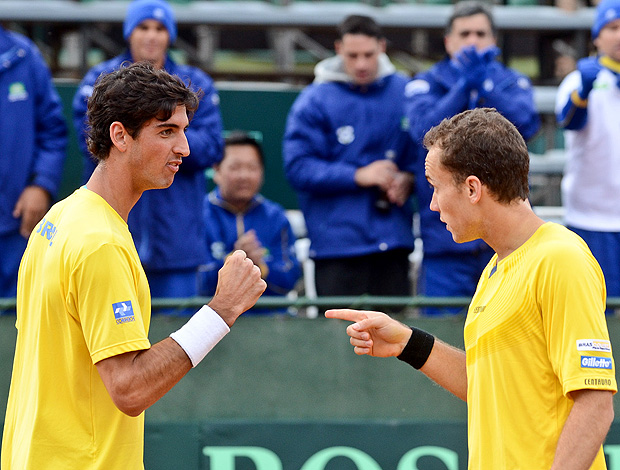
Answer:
[
  {"left": 577, "top": 57, "right": 602, "bottom": 100},
  {"left": 480, "top": 46, "right": 500, "bottom": 64},
  {"left": 454, "top": 45, "right": 498, "bottom": 91},
  {"left": 354, "top": 160, "right": 398, "bottom": 190},
  {"left": 13, "top": 185, "right": 51, "bottom": 238},
  {"left": 325, "top": 309, "right": 412, "bottom": 357},
  {"left": 234, "top": 230, "right": 266, "bottom": 266},
  {"left": 386, "top": 172, "right": 414, "bottom": 207},
  {"left": 208, "top": 250, "right": 266, "bottom": 326}
]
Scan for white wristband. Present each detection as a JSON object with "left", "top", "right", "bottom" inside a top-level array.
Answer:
[{"left": 169, "top": 305, "right": 230, "bottom": 367}]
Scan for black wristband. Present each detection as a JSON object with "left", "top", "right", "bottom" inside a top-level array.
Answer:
[{"left": 397, "top": 327, "right": 435, "bottom": 370}]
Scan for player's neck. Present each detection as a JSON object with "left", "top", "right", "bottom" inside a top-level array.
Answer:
[
  {"left": 86, "top": 164, "right": 141, "bottom": 222},
  {"left": 485, "top": 201, "right": 544, "bottom": 262}
]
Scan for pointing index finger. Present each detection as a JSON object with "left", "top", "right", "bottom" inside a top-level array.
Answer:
[{"left": 325, "top": 309, "right": 370, "bottom": 323}]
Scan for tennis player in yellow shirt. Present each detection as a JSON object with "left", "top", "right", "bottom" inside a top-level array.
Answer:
[
  {"left": 327, "top": 108, "right": 616, "bottom": 469},
  {"left": 1, "top": 62, "right": 266, "bottom": 470}
]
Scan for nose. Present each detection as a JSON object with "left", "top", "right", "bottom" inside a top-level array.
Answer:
[
  {"left": 465, "top": 34, "right": 480, "bottom": 48},
  {"left": 176, "top": 133, "right": 190, "bottom": 158},
  {"left": 429, "top": 192, "right": 439, "bottom": 213},
  {"left": 354, "top": 56, "right": 370, "bottom": 71}
]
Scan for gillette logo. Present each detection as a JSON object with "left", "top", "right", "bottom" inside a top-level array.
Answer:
[{"left": 581, "top": 356, "right": 612, "bottom": 369}]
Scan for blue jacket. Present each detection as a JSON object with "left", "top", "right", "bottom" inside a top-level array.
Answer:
[
  {"left": 283, "top": 55, "right": 416, "bottom": 260},
  {"left": 199, "top": 189, "right": 301, "bottom": 298},
  {"left": 0, "top": 27, "right": 67, "bottom": 236},
  {"left": 405, "top": 57, "right": 541, "bottom": 256},
  {"left": 72, "top": 52, "right": 224, "bottom": 271}
]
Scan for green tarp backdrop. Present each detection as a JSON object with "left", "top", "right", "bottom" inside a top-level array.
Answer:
[{"left": 3, "top": 315, "right": 620, "bottom": 469}]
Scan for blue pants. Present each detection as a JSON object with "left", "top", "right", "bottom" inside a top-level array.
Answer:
[
  {"left": 0, "top": 231, "right": 28, "bottom": 314},
  {"left": 0, "top": 231, "right": 27, "bottom": 296},
  {"left": 417, "top": 249, "right": 493, "bottom": 316},
  {"left": 568, "top": 227, "right": 620, "bottom": 312}
]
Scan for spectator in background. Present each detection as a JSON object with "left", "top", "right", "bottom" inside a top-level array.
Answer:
[
  {"left": 0, "top": 24, "right": 67, "bottom": 303},
  {"left": 283, "top": 15, "right": 416, "bottom": 302},
  {"left": 199, "top": 131, "right": 301, "bottom": 313},
  {"left": 404, "top": 0, "right": 540, "bottom": 315},
  {"left": 72, "top": 0, "right": 223, "bottom": 307},
  {"left": 556, "top": 0, "right": 620, "bottom": 311}
]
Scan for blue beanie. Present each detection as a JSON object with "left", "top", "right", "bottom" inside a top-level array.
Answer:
[
  {"left": 123, "top": 0, "right": 177, "bottom": 44},
  {"left": 592, "top": 0, "right": 620, "bottom": 39}
]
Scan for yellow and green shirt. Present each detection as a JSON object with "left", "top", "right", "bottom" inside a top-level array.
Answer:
[
  {"left": 2, "top": 187, "right": 151, "bottom": 470},
  {"left": 466, "top": 222, "right": 616, "bottom": 469}
]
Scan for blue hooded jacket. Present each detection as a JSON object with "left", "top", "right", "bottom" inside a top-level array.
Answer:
[
  {"left": 283, "top": 54, "right": 416, "bottom": 260},
  {"left": 405, "top": 57, "right": 540, "bottom": 256},
  {"left": 0, "top": 27, "right": 67, "bottom": 236},
  {"left": 72, "top": 52, "right": 224, "bottom": 271}
]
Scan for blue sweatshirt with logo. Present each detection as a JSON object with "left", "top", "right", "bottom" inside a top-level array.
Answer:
[{"left": 283, "top": 55, "right": 416, "bottom": 260}]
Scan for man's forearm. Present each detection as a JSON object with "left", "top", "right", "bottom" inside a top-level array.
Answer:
[
  {"left": 551, "top": 389, "right": 614, "bottom": 470},
  {"left": 419, "top": 339, "right": 468, "bottom": 401}
]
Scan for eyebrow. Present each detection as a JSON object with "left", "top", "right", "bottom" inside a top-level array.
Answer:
[
  {"left": 458, "top": 29, "right": 489, "bottom": 36},
  {"left": 154, "top": 122, "right": 184, "bottom": 130}
]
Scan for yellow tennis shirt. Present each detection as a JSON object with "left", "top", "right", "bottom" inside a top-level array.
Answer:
[
  {"left": 2, "top": 187, "right": 152, "bottom": 470},
  {"left": 465, "top": 222, "right": 617, "bottom": 469}
]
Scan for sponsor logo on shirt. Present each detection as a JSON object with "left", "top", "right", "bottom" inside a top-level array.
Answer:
[
  {"left": 8, "top": 81, "right": 28, "bottom": 102},
  {"left": 576, "top": 339, "right": 611, "bottom": 353},
  {"left": 584, "top": 378, "right": 613, "bottom": 387},
  {"left": 211, "top": 241, "right": 227, "bottom": 260},
  {"left": 113, "top": 300, "right": 136, "bottom": 324},
  {"left": 581, "top": 356, "right": 612, "bottom": 369},
  {"left": 336, "top": 126, "right": 354, "bottom": 145},
  {"left": 35, "top": 217, "right": 58, "bottom": 246},
  {"left": 404, "top": 79, "right": 430, "bottom": 97}
]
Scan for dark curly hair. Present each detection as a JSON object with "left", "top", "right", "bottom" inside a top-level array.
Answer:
[{"left": 86, "top": 61, "right": 200, "bottom": 162}]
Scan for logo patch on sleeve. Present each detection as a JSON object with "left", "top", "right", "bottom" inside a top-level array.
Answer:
[
  {"left": 113, "top": 301, "right": 135, "bottom": 324},
  {"left": 576, "top": 339, "right": 611, "bottom": 352},
  {"left": 581, "top": 356, "right": 613, "bottom": 369}
]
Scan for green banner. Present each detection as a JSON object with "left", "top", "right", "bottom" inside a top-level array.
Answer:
[{"left": 143, "top": 421, "right": 620, "bottom": 470}]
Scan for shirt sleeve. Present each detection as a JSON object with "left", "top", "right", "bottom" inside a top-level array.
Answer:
[
  {"left": 556, "top": 70, "right": 589, "bottom": 131},
  {"left": 71, "top": 242, "right": 151, "bottom": 364},
  {"left": 538, "top": 241, "right": 617, "bottom": 396}
]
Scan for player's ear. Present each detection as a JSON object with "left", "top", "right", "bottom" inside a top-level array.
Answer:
[
  {"left": 110, "top": 121, "right": 128, "bottom": 152},
  {"left": 465, "top": 175, "right": 483, "bottom": 204}
]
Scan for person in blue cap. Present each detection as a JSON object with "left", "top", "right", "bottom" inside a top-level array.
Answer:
[
  {"left": 556, "top": 0, "right": 620, "bottom": 312},
  {"left": 72, "top": 0, "right": 224, "bottom": 312}
]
